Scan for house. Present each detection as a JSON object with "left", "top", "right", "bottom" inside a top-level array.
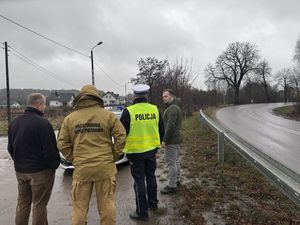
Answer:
[
  {"left": 0, "top": 100, "right": 22, "bottom": 108},
  {"left": 102, "top": 92, "right": 118, "bottom": 106},
  {"left": 11, "top": 101, "right": 21, "bottom": 108},
  {"left": 48, "top": 92, "right": 75, "bottom": 107},
  {"left": 101, "top": 92, "right": 126, "bottom": 106},
  {"left": 0, "top": 100, "right": 7, "bottom": 108}
]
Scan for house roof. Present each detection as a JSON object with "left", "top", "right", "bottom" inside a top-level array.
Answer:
[
  {"left": 0, "top": 100, "right": 22, "bottom": 106},
  {"left": 48, "top": 92, "right": 75, "bottom": 103},
  {"left": 102, "top": 92, "right": 119, "bottom": 99}
]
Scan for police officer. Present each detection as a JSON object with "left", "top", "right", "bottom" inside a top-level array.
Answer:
[{"left": 120, "top": 84, "right": 164, "bottom": 221}]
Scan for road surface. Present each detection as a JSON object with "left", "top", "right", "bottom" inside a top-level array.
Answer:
[
  {"left": 0, "top": 137, "right": 178, "bottom": 225},
  {"left": 216, "top": 103, "right": 300, "bottom": 175}
]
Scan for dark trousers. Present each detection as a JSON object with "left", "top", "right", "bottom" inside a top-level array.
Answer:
[
  {"left": 15, "top": 169, "right": 55, "bottom": 225},
  {"left": 129, "top": 154, "right": 158, "bottom": 218}
]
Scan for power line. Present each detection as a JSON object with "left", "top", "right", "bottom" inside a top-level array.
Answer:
[
  {"left": 0, "top": 14, "right": 89, "bottom": 58},
  {"left": 9, "top": 46, "right": 75, "bottom": 88},
  {"left": 10, "top": 51, "right": 74, "bottom": 87},
  {"left": 94, "top": 61, "right": 122, "bottom": 87},
  {"left": 0, "top": 15, "right": 121, "bottom": 88},
  {"left": 11, "top": 51, "right": 74, "bottom": 88},
  {"left": 190, "top": 73, "right": 200, "bottom": 85}
]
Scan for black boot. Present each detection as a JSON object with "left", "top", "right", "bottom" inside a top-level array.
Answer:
[
  {"left": 160, "top": 185, "right": 177, "bottom": 194},
  {"left": 129, "top": 212, "right": 149, "bottom": 221}
]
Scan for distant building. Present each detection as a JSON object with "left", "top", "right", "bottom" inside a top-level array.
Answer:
[
  {"left": 0, "top": 100, "right": 22, "bottom": 108},
  {"left": 118, "top": 96, "right": 126, "bottom": 105},
  {"left": 102, "top": 92, "right": 125, "bottom": 106},
  {"left": 48, "top": 92, "right": 75, "bottom": 107},
  {"left": 11, "top": 101, "right": 21, "bottom": 108},
  {"left": 0, "top": 100, "right": 7, "bottom": 108}
]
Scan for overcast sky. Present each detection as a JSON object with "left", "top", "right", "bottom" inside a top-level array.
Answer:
[{"left": 1, "top": 0, "right": 300, "bottom": 95}]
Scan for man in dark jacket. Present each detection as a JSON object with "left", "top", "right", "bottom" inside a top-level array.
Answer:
[
  {"left": 120, "top": 84, "right": 164, "bottom": 221},
  {"left": 7, "top": 93, "right": 60, "bottom": 225},
  {"left": 161, "top": 89, "right": 182, "bottom": 194}
]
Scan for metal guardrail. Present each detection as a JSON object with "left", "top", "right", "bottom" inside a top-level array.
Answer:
[{"left": 199, "top": 109, "right": 300, "bottom": 207}]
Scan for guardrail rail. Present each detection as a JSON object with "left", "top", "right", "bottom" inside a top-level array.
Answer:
[{"left": 199, "top": 109, "right": 300, "bottom": 207}]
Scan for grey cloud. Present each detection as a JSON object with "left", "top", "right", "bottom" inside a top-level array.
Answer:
[{"left": 1, "top": 0, "right": 300, "bottom": 93}]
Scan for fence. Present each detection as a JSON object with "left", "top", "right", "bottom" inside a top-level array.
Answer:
[{"left": 199, "top": 109, "right": 300, "bottom": 207}]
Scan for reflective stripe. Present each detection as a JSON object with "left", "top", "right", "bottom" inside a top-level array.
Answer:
[{"left": 124, "top": 103, "right": 160, "bottom": 153}]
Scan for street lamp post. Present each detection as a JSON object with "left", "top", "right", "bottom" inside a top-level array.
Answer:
[
  {"left": 91, "top": 41, "right": 103, "bottom": 85},
  {"left": 124, "top": 81, "right": 131, "bottom": 105}
]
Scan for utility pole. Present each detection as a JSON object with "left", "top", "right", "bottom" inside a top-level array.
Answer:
[
  {"left": 91, "top": 49, "right": 95, "bottom": 85},
  {"left": 124, "top": 83, "right": 127, "bottom": 105},
  {"left": 90, "top": 41, "right": 103, "bottom": 86},
  {"left": 4, "top": 42, "right": 11, "bottom": 124}
]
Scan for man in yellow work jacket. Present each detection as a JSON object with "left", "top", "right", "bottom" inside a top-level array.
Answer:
[
  {"left": 57, "top": 84, "right": 126, "bottom": 225},
  {"left": 120, "top": 84, "right": 164, "bottom": 221}
]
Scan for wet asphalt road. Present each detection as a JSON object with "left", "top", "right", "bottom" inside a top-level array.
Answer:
[
  {"left": 215, "top": 103, "right": 300, "bottom": 174},
  {"left": 0, "top": 142, "right": 134, "bottom": 225},
  {"left": 0, "top": 137, "right": 178, "bottom": 225}
]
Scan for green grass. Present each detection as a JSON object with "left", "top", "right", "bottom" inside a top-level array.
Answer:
[
  {"left": 0, "top": 120, "right": 8, "bottom": 136},
  {"left": 176, "top": 113, "right": 300, "bottom": 225},
  {"left": 273, "top": 105, "right": 300, "bottom": 121},
  {"left": 273, "top": 105, "right": 293, "bottom": 114},
  {"left": 0, "top": 116, "right": 64, "bottom": 136}
]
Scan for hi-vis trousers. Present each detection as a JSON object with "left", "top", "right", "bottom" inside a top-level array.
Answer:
[{"left": 71, "top": 176, "right": 116, "bottom": 225}]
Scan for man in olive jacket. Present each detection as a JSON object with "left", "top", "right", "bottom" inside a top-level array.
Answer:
[
  {"left": 57, "top": 84, "right": 126, "bottom": 225},
  {"left": 161, "top": 89, "right": 182, "bottom": 194}
]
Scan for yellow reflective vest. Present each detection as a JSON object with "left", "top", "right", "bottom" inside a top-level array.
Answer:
[{"left": 123, "top": 103, "right": 160, "bottom": 154}]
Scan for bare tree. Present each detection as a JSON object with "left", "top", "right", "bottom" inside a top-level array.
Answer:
[
  {"left": 293, "top": 36, "right": 300, "bottom": 65},
  {"left": 290, "top": 67, "right": 300, "bottom": 102},
  {"left": 164, "top": 58, "right": 192, "bottom": 92},
  {"left": 133, "top": 57, "right": 168, "bottom": 102},
  {"left": 205, "top": 42, "right": 260, "bottom": 104},
  {"left": 254, "top": 59, "right": 272, "bottom": 102},
  {"left": 275, "top": 68, "right": 293, "bottom": 103}
]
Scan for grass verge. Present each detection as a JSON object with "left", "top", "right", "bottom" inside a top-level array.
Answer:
[
  {"left": 273, "top": 105, "right": 300, "bottom": 121},
  {"left": 0, "top": 116, "right": 64, "bottom": 136},
  {"left": 175, "top": 113, "right": 300, "bottom": 225},
  {"left": 0, "top": 120, "right": 8, "bottom": 136}
]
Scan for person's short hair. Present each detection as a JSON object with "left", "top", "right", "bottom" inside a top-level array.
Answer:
[
  {"left": 134, "top": 93, "right": 148, "bottom": 99},
  {"left": 27, "top": 93, "right": 45, "bottom": 106},
  {"left": 163, "top": 89, "right": 175, "bottom": 96}
]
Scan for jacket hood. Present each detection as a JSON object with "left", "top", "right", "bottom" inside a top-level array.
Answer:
[
  {"left": 72, "top": 84, "right": 104, "bottom": 110},
  {"left": 165, "top": 97, "right": 181, "bottom": 108}
]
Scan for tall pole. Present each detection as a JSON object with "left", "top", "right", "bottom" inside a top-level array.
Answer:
[
  {"left": 91, "top": 50, "right": 95, "bottom": 85},
  {"left": 125, "top": 83, "right": 127, "bottom": 105},
  {"left": 4, "top": 42, "right": 11, "bottom": 124},
  {"left": 90, "top": 41, "right": 103, "bottom": 86}
]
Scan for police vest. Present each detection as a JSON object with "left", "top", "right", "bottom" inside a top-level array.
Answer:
[{"left": 123, "top": 103, "right": 160, "bottom": 154}]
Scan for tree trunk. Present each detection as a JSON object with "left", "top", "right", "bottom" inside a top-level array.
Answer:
[
  {"left": 263, "top": 84, "right": 270, "bottom": 103},
  {"left": 284, "top": 86, "right": 288, "bottom": 103},
  {"left": 234, "top": 88, "right": 239, "bottom": 104}
]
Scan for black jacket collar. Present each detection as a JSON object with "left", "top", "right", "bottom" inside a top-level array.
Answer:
[{"left": 25, "top": 107, "right": 44, "bottom": 117}]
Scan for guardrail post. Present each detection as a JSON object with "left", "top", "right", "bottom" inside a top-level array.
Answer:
[
  {"left": 218, "top": 131, "right": 224, "bottom": 163},
  {"left": 200, "top": 114, "right": 204, "bottom": 132}
]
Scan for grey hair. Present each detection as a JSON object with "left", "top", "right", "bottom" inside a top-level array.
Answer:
[{"left": 27, "top": 93, "right": 46, "bottom": 106}]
